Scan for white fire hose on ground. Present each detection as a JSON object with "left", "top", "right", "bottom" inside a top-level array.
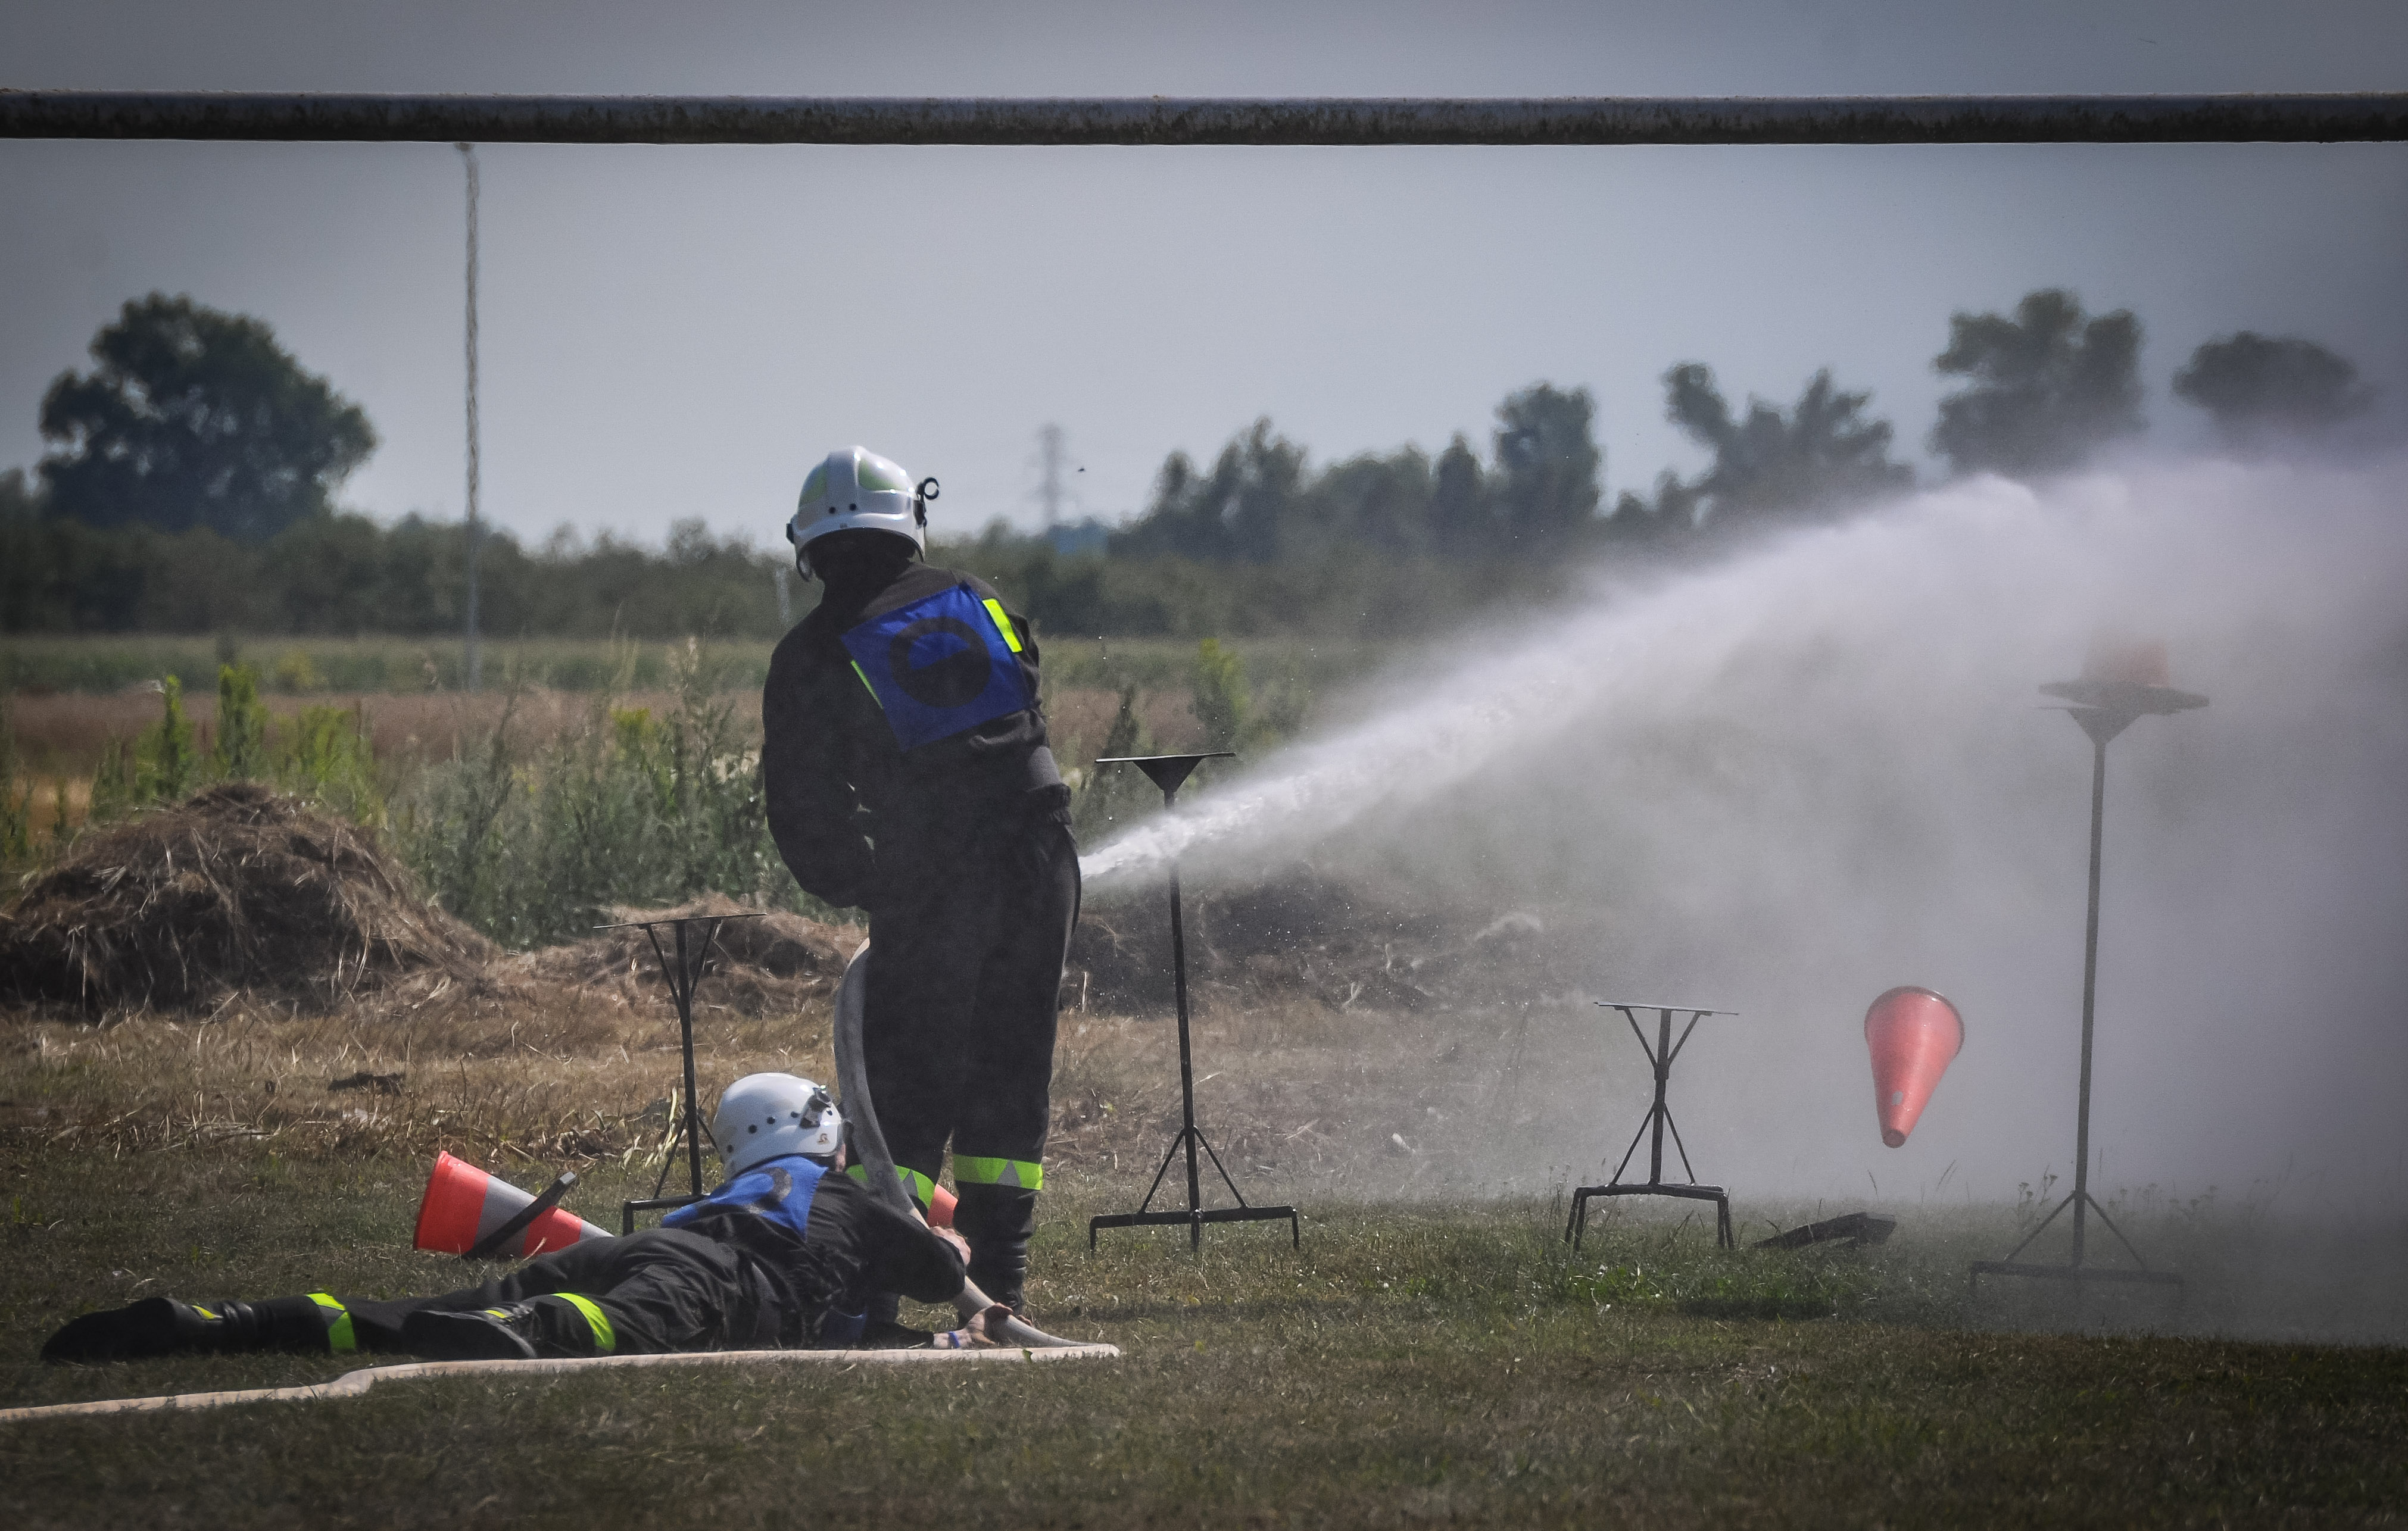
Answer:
[{"left": 0, "top": 1342, "right": 1114, "bottom": 1424}]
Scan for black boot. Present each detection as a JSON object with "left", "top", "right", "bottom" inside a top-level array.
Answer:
[
  {"left": 42, "top": 1298, "right": 215, "bottom": 1363},
  {"left": 956, "top": 1185, "right": 1037, "bottom": 1317},
  {"left": 402, "top": 1304, "right": 541, "bottom": 1361},
  {"left": 40, "top": 1295, "right": 330, "bottom": 1363}
]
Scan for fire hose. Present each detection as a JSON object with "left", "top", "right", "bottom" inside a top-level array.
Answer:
[{"left": 831, "top": 941, "right": 1088, "bottom": 1350}]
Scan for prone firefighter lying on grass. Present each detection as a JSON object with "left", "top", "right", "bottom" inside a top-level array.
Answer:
[{"left": 43, "top": 1073, "right": 1015, "bottom": 1364}]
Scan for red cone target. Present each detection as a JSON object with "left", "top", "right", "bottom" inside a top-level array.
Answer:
[
  {"left": 414, "top": 1152, "right": 612, "bottom": 1257},
  {"left": 1864, "top": 986, "right": 1964, "bottom": 1148}
]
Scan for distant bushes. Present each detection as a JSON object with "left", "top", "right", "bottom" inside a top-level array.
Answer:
[{"left": 1, "top": 484, "right": 797, "bottom": 640}]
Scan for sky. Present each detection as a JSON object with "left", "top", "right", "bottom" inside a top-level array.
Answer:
[{"left": 4, "top": 1, "right": 2406, "bottom": 549}]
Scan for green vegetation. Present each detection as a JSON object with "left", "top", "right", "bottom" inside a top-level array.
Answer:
[
  {"left": 395, "top": 643, "right": 828, "bottom": 946},
  {"left": 2, "top": 632, "right": 1322, "bottom": 941},
  {"left": 76, "top": 666, "right": 381, "bottom": 831},
  {"left": 0, "top": 700, "right": 29, "bottom": 866}
]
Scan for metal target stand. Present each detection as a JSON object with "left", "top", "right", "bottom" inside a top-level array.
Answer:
[
  {"left": 1566, "top": 1003, "right": 1738, "bottom": 1251},
  {"left": 601, "top": 911, "right": 770, "bottom": 1233},
  {"left": 1969, "top": 669, "right": 2204, "bottom": 1296},
  {"left": 1087, "top": 754, "right": 1299, "bottom": 1252}
]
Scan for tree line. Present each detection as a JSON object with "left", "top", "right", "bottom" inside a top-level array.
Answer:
[{"left": 2, "top": 288, "right": 2381, "bottom": 643}]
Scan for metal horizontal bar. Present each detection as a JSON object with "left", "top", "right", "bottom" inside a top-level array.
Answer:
[
  {"left": 1573, "top": 1183, "right": 1728, "bottom": 1199},
  {"left": 2, "top": 92, "right": 2404, "bottom": 146},
  {"left": 1089, "top": 1205, "right": 1298, "bottom": 1228}
]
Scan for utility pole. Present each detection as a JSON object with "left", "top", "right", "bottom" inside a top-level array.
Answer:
[
  {"left": 1037, "top": 423, "right": 1064, "bottom": 530},
  {"left": 458, "top": 142, "right": 484, "bottom": 693}
]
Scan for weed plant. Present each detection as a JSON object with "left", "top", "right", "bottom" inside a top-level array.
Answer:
[
  {"left": 393, "top": 640, "right": 843, "bottom": 946},
  {"left": 0, "top": 698, "right": 30, "bottom": 868},
  {"left": 78, "top": 666, "right": 382, "bottom": 836}
]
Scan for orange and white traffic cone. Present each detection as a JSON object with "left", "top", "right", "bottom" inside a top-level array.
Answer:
[{"left": 413, "top": 1152, "right": 613, "bottom": 1258}]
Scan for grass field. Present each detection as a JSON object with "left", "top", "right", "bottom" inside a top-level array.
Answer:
[{"left": 5, "top": 993, "right": 2405, "bottom": 1527}]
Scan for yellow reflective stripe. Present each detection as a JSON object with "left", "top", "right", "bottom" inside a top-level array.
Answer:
[
  {"left": 557, "top": 1293, "right": 616, "bottom": 1354},
  {"left": 846, "top": 1162, "right": 936, "bottom": 1206},
  {"left": 191, "top": 1305, "right": 217, "bottom": 1320},
  {"left": 308, "top": 1293, "right": 356, "bottom": 1354},
  {"left": 982, "top": 599, "right": 1024, "bottom": 654},
  {"left": 953, "top": 1155, "right": 1043, "bottom": 1190},
  {"left": 850, "top": 660, "right": 884, "bottom": 707}
]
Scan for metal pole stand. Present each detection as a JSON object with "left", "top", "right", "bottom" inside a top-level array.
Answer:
[
  {"left": 600, "top": 911, "right": 771, "bottom": 1233},
  {"left": 1567, "top": 1004, "right": 1737, "bottom": 1251},
  {"left": 1970, "top": 669, "right": 2204, "bottom": 1298},
  {"left": 1087, "top": 754, "right": 1300, "bottom": 1253}
]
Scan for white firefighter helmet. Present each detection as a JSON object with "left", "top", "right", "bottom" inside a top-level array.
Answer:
[
  {"left": 711, "top": 1072, "right": 844, "bottom": 1178},
  {"left": 785, "top": 445, "right": 932, "bottom": 576}
]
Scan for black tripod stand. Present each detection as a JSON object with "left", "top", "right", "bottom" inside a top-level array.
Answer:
[
  {"left": 1087, "top": 753, "right": 1299, "bottom": 1252},
  {"left": 1970, "top": 670, "right": 2204, "bottom": 1295},
  {"left": 1567, "top": 1003, "right": 1738, "bottom": 1249},
  {"left": 601, "top": 911, "right": 769, "bottom": 1233}
]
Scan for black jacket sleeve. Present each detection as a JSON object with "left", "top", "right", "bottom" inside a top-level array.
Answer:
[
  {"left": 762, "top": 621, "right": 877, "bottom": 908},
  {"left": 853, "top": 1195, "right": 972, "bottom": 1305},
  {"left": 797, "top": 1171, "right": 968, "bottom": 1306}
]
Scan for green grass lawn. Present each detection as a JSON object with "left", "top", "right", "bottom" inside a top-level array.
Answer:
[{"left": 5, "top": 1149, "right": 2403, "bottom": 1529}]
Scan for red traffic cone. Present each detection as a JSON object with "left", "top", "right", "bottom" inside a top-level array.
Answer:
[
  {"left": 413, "top": 1152, "right": 613, "bottom": 1257},
  {"left": 1864, "top": 986, "right": 1964, "bottom": 1148}
]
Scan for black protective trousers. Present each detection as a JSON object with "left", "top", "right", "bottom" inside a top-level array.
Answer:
[
  {"left": 335, "top": 1228, "right": 770, "bottom": 1355},
  {"left": 864, "top": 799, "right": 1078, "bottom": 1289}
]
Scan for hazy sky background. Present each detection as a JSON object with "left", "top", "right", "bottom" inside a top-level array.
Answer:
[{"left": 4, "top": 1, "right": 2405, "bottom": 548}]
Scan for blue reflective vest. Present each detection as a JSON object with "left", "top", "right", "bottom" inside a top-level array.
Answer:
[
  {"left": 663, "top": 1153, "right": 827, "bottom": 1242},
  {"left": 838, "top": 582, "right": 1033, "bottom": 751}
]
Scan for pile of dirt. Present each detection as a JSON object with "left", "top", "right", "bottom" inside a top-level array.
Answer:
[{"left": 0, "top": 783, "right": 492, "bottom": 1012}]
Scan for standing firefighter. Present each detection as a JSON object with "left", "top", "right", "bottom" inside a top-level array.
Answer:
[
  {"left": 765, "top": 446, "right": 1078, "bottom": 1320},
  {"left": 43, "top": 1074, "right": 1015, "bottom": 1363}
]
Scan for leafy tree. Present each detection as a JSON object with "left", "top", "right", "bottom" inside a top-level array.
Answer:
[
  {"left": 2173, "top": 332, "right": 2375, "bottom": 445},
  {"left": 1426, "top": 433, "right": 1488, "bottom": 552},
  {"left": 1112, "top": 420, "right": 1309, "bottom": 564},
  {"left": 1930, "top": 289, "right": 2144, "bottom": 476},
  {"left": 1490, "top": 383, "right": 1601, "bottom": 545},
  {"left": 1658, "top": 364, "right": 1913, "bottom": 530},
  {"left": 1315, "top": 448, "right": 1435, "bottom": 557},
  {"left": 39, "top": 293, "right": 376, "bottom": 540}
]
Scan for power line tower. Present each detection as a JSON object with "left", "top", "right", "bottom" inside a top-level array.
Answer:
[{"left": 1037, "top": 423, "right": 1065, "bottom": 530}]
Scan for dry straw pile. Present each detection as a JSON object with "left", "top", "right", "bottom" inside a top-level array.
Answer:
[{"left": 0, "top": 783, "right": 490, "bottom": 1011}]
